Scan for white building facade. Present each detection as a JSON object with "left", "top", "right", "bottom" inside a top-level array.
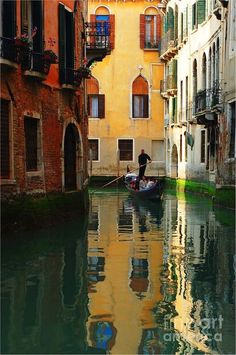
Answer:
[{"left": 160, "top": 0, "right": 235, "bottom": 200}]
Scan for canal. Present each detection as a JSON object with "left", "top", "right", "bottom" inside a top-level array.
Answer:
[{"left": 1, "top": 189, "right": 235, "bottom": 354}]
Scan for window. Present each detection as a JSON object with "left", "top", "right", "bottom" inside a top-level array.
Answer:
[
  {"left": 88, "top": 95, "right": 105, "bottom": 118},
  {"left": 59, "top": 3, "right": 75, "bottom": 83},
  {"left": 132, "top": 75, "right": 149, "bottom": 118},
  {"left": 202, "top": 53, "right": 207, "bottom": 90},
  {"left": 151, "top": 140, "right": 164, "bottom": 161},
  {"left": 21, "top": 0, "right": 43, "bottom": 52},
  {"left": 192, "top": 3, "right": 197, "bottom": 30},
  {"left": 88, "top": 139, "right": 99, "bottom": 161},
  {"left": 185, "top": 132, "right": 188, "bottom": 162},
  {"left": 87, "top": 76, "right": 105, "bottom": 118},
  {"left": 140, "top": 9, "right": 161, "bottom": 50},
  {"left": 1, "top": 99, "right": 10, "bottom": 179},
  {"left": 91, "top": 7, "right": 115, "bottom": 49},
  {"left": 201, "top": 130, "right": 206, "bottom": 163},
  {"left": 185, "top": 76, "right": 189, "bottom": 120},
  {"left": 229, "top": 102, "right": 235, "bottom": 158},
  {"left": 133, "top": 95, "right": 148, "bottom": 118},
  {"left": 180, "top": 135, "right": 183, "bottom": 162},
  {"left": 197, "top": 0, "right": 206, "bottom": 25},
  {"left": 24, "top": 117, "right": 40, "bottom": 171},
  {"left": 118, "top": 139, "right": 133, "bottom": 161},
  {"left": 193, "top": 59, "right": 197, "bottom": 109},
  {"left": 1, "top": 0, "right": 16, "bottom": 39}
]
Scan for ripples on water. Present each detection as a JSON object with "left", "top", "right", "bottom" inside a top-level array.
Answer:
[{"left": 1, "top": 190, "right": 235, "bottom": 354}]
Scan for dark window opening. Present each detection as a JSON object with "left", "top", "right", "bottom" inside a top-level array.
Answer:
[
  {"left": 24, "top": 117, "right": 38, "bottom": 171},
  {"left": 229, "top": 102, "right": 235, "bottom": 158},
  {"left": 201, "top": 130, "right": 206, "bottom": 163},
  {"left": 118, "top": 139, "right": 133, "bottom": 161},
  {"left": 89, "top": 139, "right": 99, "bottom": 161},
  {"left": 1, "top": 99, "right": 10, "bottom": 178}
]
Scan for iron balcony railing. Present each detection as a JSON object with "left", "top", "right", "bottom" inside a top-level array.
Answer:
[
  {"left": 0, "top": 36, "right": 20, "bottom": 63},
  {"left": 85, "top": 22, "right": 111, "bottom": 51},
  {"left": 60, "top": 67, "right": 91, "bottom": 86},
  {"left": 160, "top": 80, "right": 167, "bottom": 94},
  {"left": 160, "top": 30, "right": 177, "bottom": 57},
  {"left": 21, "top": 51, "right": 51, "bottom": 75},
  {"left": 167, "top": 74, "right": 177, "bottom": 91},
  {"left": 160, "top": 76, "right": 177, "bottom": 95},
  {"left": 194, "top": 82, "right": 222, "bottom": 114}
]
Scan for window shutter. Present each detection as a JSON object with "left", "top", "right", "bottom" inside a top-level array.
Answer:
[
  {"left": 109, "top": 14, "right": 115, "bottom": 49},
  {"left": 197, "top": 0, "right": 206, "bottom": 24},
  {"left": 140, "top": 14, "right": 145, "bottom": 49},
  {"left": 98, "top": 94, "right": 105, "bottom": 118},
  {"left": 59, "top": 3, "right": 66, "bottom": 83},
  {"left": 3, "top": 0, "right": 16, "bottom": 38},
  {"left": 156, "top": 14, "right": 162, "bottom": 48},
  {"left": 87, "top": 95, "right": 91, "bottom": 116},
  {"left": 168, "top": 8, "right": 174, "bottom": 40},
  {"left": 0, "top": 99, "right": 10, "bottom": 179},
  {"left": 132, "top": 95, "right": 135, "bottom": 117},
  {"left": 143, "top": 95, "right": 149, "bottom": 118},
  {"left": 32, "top": 0, "right": 43, "bottom": 52}
]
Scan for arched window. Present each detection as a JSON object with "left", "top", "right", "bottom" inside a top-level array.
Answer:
[
  {"left": 87, "top": 76, "right": 105, "bottom": 118},
  {"left": 193, "top": 59, "right": 197, "bottom": 97},
  {"left": 202, "top": 53, "right": 207, "bottom": 90},
  {"left": 132, "top": 75, "right": 149, "bottom": 118},
  {"left": 212, "top": 42, "right": 216, "bottom": 84},
  {"left": 216, "top": 38, "right": 219, "bottom": 82},
  {"left": 208, "top": 48, "right": 212, "bottom": 88},
  {"left": 140, "top": 7, "right": 161, "bottom": 49}
]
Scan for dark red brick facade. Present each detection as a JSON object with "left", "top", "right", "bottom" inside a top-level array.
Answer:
[{"left": 0, "top": 0, "right": 89, "bottom": 198}]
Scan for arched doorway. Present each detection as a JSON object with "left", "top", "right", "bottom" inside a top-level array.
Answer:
[
  {"left": 171, "top": 144, "right": 178, "bottom": 178},
  {"left": 64, "top": 123, "right": 79, "bottom": 191}
]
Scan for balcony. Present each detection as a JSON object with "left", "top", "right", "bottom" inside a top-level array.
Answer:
[
  {"left": 21, "top": 51, "right": 51, "bottom": 80},
  {"left": 160, "top": 75, "right": 177, "bottom": 98},
  {"left": 160, "top": 30, "right": 178, "bottom": 61},
  {"left": 160, "top": 80, "right": 168, "bottom": 98},
  {"left": 0, "top": 37, "right": 19, "bottom": 69},
  {"left": 85, "top": 22, "right": 111, "bottom": 67},
  {"left": 194, "top": 82, "right": 222, "bottom": 124},
  {"left": 167, "top": 75, "right": 177, "bottom": 96},
  {"left": 60, "top": 67, "right": 91, "bottom": 89}
]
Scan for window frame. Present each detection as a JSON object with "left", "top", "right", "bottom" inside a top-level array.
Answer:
[
  {"left": 24, "top": 116, "right": 41, "bottom": 172},
  {"left": 200, "top": 129, "right": 206, "bottom": 163},
  {"left": 88, "top": 94, "right": 105, "bottom": 119},
  {"left": 117, "top": 138, "right": 134, "bottom": 162},
  {"left": 88, "top": 138, "right": 100, "bottom": 162}
]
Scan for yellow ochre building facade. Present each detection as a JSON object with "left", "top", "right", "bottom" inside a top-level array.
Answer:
[{"left": 87, "top": 0, "right": 165, "bottom": 178}]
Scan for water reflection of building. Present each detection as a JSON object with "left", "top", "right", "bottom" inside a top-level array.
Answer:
[
  {"left": 157, "top": 195, "right": 235, "bottom": 354},
  {"left": 87, "top": 194, "right": 164, "bottom": 354},
  {"left": 1, "top": 220, "right": 89, "bottom": 354}
]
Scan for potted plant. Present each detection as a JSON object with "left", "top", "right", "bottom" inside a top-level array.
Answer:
[
  {"left": 78, "top": 66, "right": 91, "bottom": 79},
  {"left": 43, "top": 49, "right": 58, "bottom": 64}
]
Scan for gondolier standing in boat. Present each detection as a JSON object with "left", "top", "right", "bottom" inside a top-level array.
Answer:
[{"left": 138, "top": 149, "right": 152, "bottom": 178}]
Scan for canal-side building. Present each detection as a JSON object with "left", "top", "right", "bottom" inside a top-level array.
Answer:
[
  {"left": 0, "top": 0, "right": 110, "bottom": 201},
  {"left": 160, "top": 0, "right": 235, "bottom": 206},
  {"left": 87, "top": 0, "right": 165, "bottom": 178}
]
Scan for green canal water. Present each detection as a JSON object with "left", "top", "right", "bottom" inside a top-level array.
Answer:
[{"left": 1, "top": 189, "right": 235, "bottom": 354}]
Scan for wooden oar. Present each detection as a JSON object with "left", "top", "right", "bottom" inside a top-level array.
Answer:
[{"left": 90, "top": 161, "right": 152, "bottom": 192}]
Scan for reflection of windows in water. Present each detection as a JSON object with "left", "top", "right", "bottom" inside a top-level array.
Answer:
[
  {"left": 88, "top": 207, "right": 99, "bottom": 236},
  {"left": 129, "top": 258, "right": 149, "bottom": 294},
  {"left": 87, "top": 256, "right": 105, "bottom": 283},
  {"left": 118, "top": 210, "right": 133, "bottom": 234},
  {"left": 23, "top": 275, "right": 40, "bottom": 333}
]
